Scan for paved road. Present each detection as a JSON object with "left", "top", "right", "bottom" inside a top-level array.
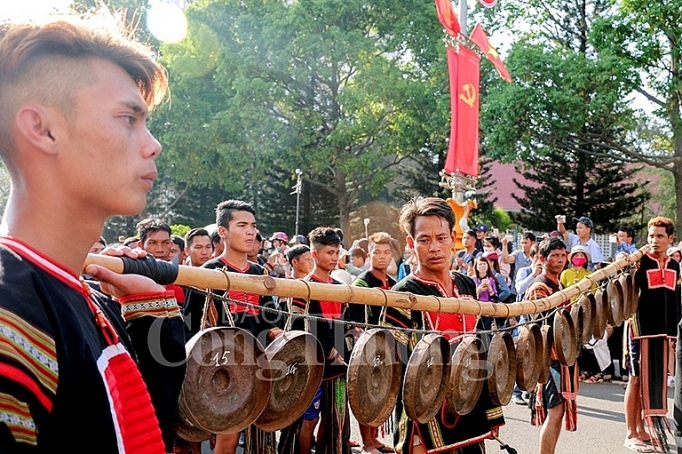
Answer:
[{"left": 349, "top": 380, "right": 678, "bottom": 454}]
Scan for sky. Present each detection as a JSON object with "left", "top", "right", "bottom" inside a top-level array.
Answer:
[{"left": 0, "top": 0, "right": 74, "bottom": 22}]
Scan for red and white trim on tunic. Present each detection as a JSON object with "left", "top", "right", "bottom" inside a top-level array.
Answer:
[
  {"left": 0, "top": 236, "right": 166, "bottom": 453},
  {"left": 97, "top": 343, "right": 165, "bottom": 454},
  {"left": 644, "top": 253, "right": 676, "bottom": 291}
]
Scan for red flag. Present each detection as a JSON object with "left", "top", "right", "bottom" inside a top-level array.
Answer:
[
  {"left": 444, "top": 45, "right": 480, "bottom": 177},
  {"left": 469, "top": 23, "right": 512, "bottom": 83},
  {"left": 434, "top": 0, "right": 460, "bottom": 37}
]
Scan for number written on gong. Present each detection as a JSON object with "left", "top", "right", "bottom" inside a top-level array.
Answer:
[{"left": 212, "top": 350, "right": 231, "bottom": 366}]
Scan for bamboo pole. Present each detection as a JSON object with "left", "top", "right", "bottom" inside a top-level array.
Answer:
[{"left": 84, "top": 246, "right": 646, "bottom": 317}]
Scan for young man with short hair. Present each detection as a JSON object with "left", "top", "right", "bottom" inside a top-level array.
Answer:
[
  {"left": 183, "top": 200, "right": 282, "bottom": 454},
  {"left": 184, "top": 227, "right": 213, "bottom": 267},
  {"left": 625, "top": 217, "right": 680, "bottom": 452},
  {"left": 136, "top": 217, "right": 172, "bottom": 261},
  {"left": 0, "top": 15, "right": 185, "bottom": 452},
  {"left": 384, "top": 198, "right": 504, "bottom": 454},
  {"left": 524, "top": 237, "right": 575, "bottom": 454},
  {"left": 285, "top": 227, "right": 349, "bottom": 454},
  {"left": 455, "top": 229, "right": 481, "bottom": 273},
  {"left": 502, "top": 231, "right": 536, "bottom": 301}
]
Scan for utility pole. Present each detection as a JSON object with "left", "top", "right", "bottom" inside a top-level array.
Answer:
[{"left": 292, "top": 169, "right": 303, "bottom": 237}]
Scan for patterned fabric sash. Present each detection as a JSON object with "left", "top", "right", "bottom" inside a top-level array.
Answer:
[{"left": 640, "top": 335, "right": 672, "bottom": 452}]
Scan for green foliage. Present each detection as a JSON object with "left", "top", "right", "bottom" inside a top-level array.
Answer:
[
  {"left": 491, "top": 208, "right": 513, "bottom": 232},
  {"left": 150, "top": 0, "right": 446, "bottom": 234},
  {"left": 171, "top": 224, "right": 191, "bottom": 238}
]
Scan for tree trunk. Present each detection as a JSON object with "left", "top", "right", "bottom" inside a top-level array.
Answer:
[
  {"left": 334, "top": 170, "right": 352, "bottom": 245},
  {"left": 675, "top": 162, "right": 682, "bottom": 237}
]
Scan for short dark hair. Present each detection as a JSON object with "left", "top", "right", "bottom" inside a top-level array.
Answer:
[
  {"left": 215, "top": 200, "right": 256, "bottom": 229},
  {"left": 484, "top": 236, "right": 501, "bottom": 249},
  {"left": 210, "top": 230, "right": 222, "bottom": 245},
  {"left": 618, "top": 226, "right": 635, "bottom": 240},
  {"left": 399, "top": 197, "right": 455, "bottom": 238},
  {"left": 171, "top": 235, "right": 185, "bottom": 250},
  {"left": 309, "top": 227, "right": 341, "bottom": 250},
  {"left": 334, "top": 228, "right": 344, "bottom": 242},
  {"left": 465, "top": 229, "right": 477, "bottom": 239},
  {"left": 537, "top": 237, "right": 566, "bottom": 258},
  {"left": 287, "top": 244, "right": 311, "bottom": 264},
  {"left": 522, "top": 232, "right": 536, "bottom": 242},
  {"left": 185, "top": 228, "right": 211, "bottom": 248},
  {"left": 135, "top": 218, "right": 171, "bottom": 244},
  {"left": 648, "top": 216, "right": 674, "bottom": 237}
]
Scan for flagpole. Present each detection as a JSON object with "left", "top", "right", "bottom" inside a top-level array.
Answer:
[{"left": 459, "top": 0, "right": 467, "bottom": 36}]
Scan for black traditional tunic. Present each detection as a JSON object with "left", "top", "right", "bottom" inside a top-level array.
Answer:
[
  {"left": 183, "top": 257, "right": 282, "bottom": 340},
  {"left": 631, "top": 252, "right": 681, "bottom": 338},
  {"left": 0, "top": 237, "right": 186, "bottom": 453},
  {"left": 384, "top": 272, "right": 504, "bottom": 454}
]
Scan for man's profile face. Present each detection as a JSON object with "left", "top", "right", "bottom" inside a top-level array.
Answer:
[
  {"left": 312, "top": 245, "right": 339, "bottom": 273},
  {"left": 541, "top": 248, "right": 567, "bottom": 276},
  {"left": 648, "top": 226, "right": 669, "bottom": 256},
  {"left": 187, "top": 235, "right": 212, "bottom": 267},
  {"left": 370, "top": 243, "right": 392, "bottom": 272},
  {"left": 463, "top": 233, "right": 475, "bottom": 248},
  {"left": 220, "top": 210, "right": 257, "bottom": 255},
  {"left": 54, "top": 59, "right": 162, "bottom": 218},
  {"left": 142, "top": 230, "right": 172, "bottom": 261},
  {"left": 409, "top": 215, "right": 455, "bottom": 275}
]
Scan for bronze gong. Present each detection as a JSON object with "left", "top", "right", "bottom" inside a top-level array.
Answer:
[
  {"left": 347, "top": 329, "right": 402, "bottom": 427},
  {"left": 486, "top": 331, "right": 517, "bottom": 406},
  {"left": 593, "top": 287, "right": 608, "bottom": 338},
  {"left": 447, "top": 336, "right": 486, "bottom": 416},
  {"left": 255, "top": 331, "right": 324, "bottom": 432},
  {"left": 178, "top": 327, "right": 271, "bottom": 434},
  {"left": 403, "top": 333, "right": 451, "bottom": 423},
  {"left": 607, "top": 278, "right": 625, "bottom": 327},
  {"left": 619, "top": 273, "right": 633, "bottom": 321},
  {"left": 553, "top": 308, "right": 577, "bottom": 367},
  {"left": 537, "top": 325, "right": 553, "bottom": 386},
  {"left": 515, "top": 324, "right": 543, "bottom": 392}
]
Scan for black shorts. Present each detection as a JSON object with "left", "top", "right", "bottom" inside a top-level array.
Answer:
[{"left": 543, "top": 360, "right": 564, "bottom": 409}]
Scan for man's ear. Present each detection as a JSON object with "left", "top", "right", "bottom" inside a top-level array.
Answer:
[
  {"left": 218, "top": 225, "right": 228, "bottom": 238},
  {"left": 136, "top": 240, "right": 143, "bottom": 249},
  {"left": 538, "top": 255, "right": 546, "bottom": 263},
  {"left": 406, "top": 236, "right": 414, "bottom": 249},
  {"left": 15, "top": 105, "right": 59, "bottom": 155},
  {"left": 311, "top": 249, "right": 318, "bottom": 260}
]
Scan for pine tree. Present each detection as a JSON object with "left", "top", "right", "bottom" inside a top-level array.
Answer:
[{"left": 512, "top": 149, "right": 649, "bottom": 233}]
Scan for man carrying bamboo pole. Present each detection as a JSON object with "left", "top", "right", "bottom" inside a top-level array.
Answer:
[
  {"left": 524, "top": 237, "right": 573, "bottom": 454},
  {"left": 182, "top": 199, "right": 283, "bottom": 454},
  {"left": 383, "top": 197, "right": 504, "bottom": 454}
]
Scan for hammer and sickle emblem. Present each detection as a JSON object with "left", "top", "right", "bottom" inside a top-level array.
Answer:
[{"left": 459, "top": 83, "right": 477, "bottom": 108}]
